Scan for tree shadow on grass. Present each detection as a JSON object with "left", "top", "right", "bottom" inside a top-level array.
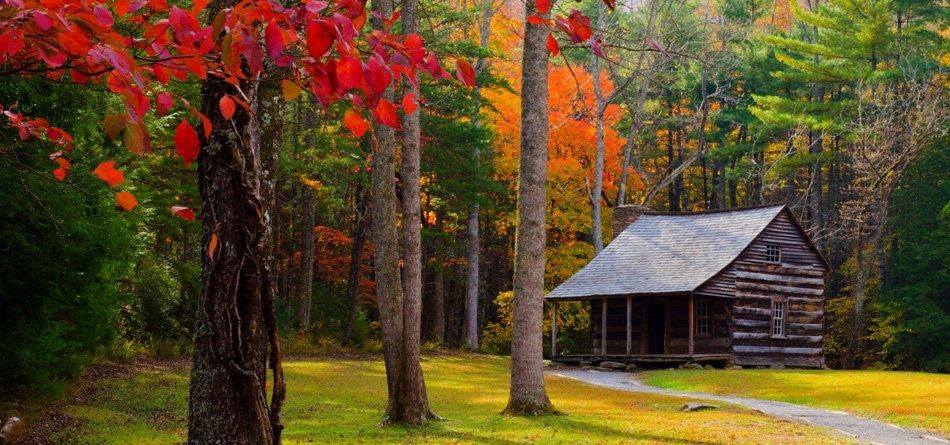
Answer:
[{"left": 517, "top": 414, "right": 736, "bottom": 445}]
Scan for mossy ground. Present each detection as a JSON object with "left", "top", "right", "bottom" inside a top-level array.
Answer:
[
  {"left": 42, "top": 355, "right": 856, "bottom": 444},
  {"left": 643, "top": 368, "right": 950, "bottom": 438}
]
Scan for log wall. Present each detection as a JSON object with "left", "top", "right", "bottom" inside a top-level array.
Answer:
[{"left": 698, "top": 210, "right": 829, "bottom": 368}]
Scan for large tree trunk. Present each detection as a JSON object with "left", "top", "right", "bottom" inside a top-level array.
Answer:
[
  {"left": 370, "top": 0, "right": 439, "bottom": 426},
  {"left": 297, "top": 187, "right": 315, "bottom": 330},
  {"left": 503, "top": 0, "right": 552, "bottom": 416},
  {"left": 188, "top": 23, "right": 284, "bottom": 443}
]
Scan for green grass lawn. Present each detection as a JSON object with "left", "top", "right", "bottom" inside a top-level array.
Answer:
[
  {"left": 45, "top": 354, "right": 856, "bottom": 444},
  {"left": 643, "top": 369, "right": 950, "bottom": 438}
]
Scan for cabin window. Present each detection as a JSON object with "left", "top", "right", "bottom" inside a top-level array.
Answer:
[
  {"left": 695, "top": 299, "right": 711, "bottom": 336},
  {"left": 766, "top": 244, "right": 781, "bottom": 263},
  {"left": 772, "top": 300, "right": 786, "bottom": 337}
]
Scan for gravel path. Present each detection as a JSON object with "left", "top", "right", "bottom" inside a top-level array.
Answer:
[{"left": 549, "top": 369, "right": 950, "bottom": 445}]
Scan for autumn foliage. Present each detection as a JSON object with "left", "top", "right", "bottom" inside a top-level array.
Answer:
[{"left": 1, "top": 0, "right": 457, "bottom": 214}]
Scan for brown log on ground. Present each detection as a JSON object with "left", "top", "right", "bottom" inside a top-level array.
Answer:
[
  {"left": 503, "top": 0, "right": 553, "bottom": 416},
  {"left": 187, "top": 4, "right": 285, "bottom": 440}
]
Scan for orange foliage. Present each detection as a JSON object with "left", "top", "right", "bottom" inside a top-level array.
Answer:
[{"left": 483, "top": 20, "right": 628, "bottom": 282}]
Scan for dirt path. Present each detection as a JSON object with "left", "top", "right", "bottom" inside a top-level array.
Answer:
[{"left": 549, "top": 369, "right": 950, "bottom": 445}]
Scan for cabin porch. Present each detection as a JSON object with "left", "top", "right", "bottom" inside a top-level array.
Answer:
[{"left": 546, "top": 294, "right": 732, "bottom": 361}]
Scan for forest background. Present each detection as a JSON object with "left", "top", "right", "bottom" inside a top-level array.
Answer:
[{"left": 3, "top": 0, "right": 950, "bottom": 403}]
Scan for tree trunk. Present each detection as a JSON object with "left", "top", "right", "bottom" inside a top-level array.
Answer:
[
  {"left": 370, "top": 0, "right": 439, "bottom": 426},
  {"left": 188, "top": 20, "right": 284, "bottom": 442},
  {"left": 463, "top": 0, "right": 496, "bottom": 351},
  {"left": 297, "top": 187, "right": 315, "bottom": 331},
  {"left": 590, "top": 1, "right": 607, "bottom": 255},
  {"left": 503, "top": 0, "right": 552, "bottom": 416},
  {"left": 430, "top": 211, "right": 446, "bottom": 343},
  {"left": 344, "top": 184, "right": 369, "bottom": 343}
]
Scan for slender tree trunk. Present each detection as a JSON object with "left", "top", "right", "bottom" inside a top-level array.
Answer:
[
  {"left": 297, "top": 187, "right": 315, "bottom": 330},
  {"left": 429, "top": 211, "right": 445, "bottom": 343},
  {"left": 370, "top": 0, "right": 439, "bottom": 425},
  {"left": 344, "top": 184, "right": 369, "bottom": 343},
  {"left": 503, "top": 0, "right": 552, "bottom": 416},
  {"left": 188, "top": 9, "right": 284, "bottom": 440},
  {"left": 463, "top": 0, "right": 496, "bottom": 350}
]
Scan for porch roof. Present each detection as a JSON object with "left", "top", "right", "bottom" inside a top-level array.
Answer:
[{"left": 546, "top": 205, "right": 785, "bottom": 300}]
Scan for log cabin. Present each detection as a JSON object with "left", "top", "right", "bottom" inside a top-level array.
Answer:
[{"left": 545, "top": 204, "right": 830, "bottom": 368}]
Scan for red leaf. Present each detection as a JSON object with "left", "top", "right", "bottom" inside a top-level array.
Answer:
[
  {"left": 116, "top": 192, "right": 138, "bottom": 212},
  {"left": 402, "top": 93, "right": 418, "bottom": 114},
  {"left": 219, "top": 96, "right": 236, "bottom": 120},
  {"left": 336, "top": 56, "right": 362, "bottom": 91},
  {"left": 537, "top": 0, "right": 551, "bottom": 14},
  {"left": 156, "top": 92, "right": 174, "bottom": 116},
  {"left": 547, "top": 33, "right": 559, "bottom": 56},
  {"left": 93, "top": 160, "right": 124, "bottom": 188},
  {"left": 426, "top": 52, "right": 440, "bottom": 78},
  {"left": 193, "top": 0, "right": 209, "bottom": 14},
  {"left": 527, "top": 15, "right": 551, "bottom": 25},
  {"left": 123, "top": 121, "right": 150, "bottom": 155},
  {"left": 105, "top": 113, "right": 126, "bottom": 140},
  {"left": 194, "top": 112, "right": 211, "bottom": 138},
  {"left": 344, "top": 109, "right": 368, "bottom": 137},
  {"left": 175, "top": 121, "right": 200, "bottom": 168},
  {"left": 54, "top": 157, "right": 70, "bottom": 170},
  {"left": 93, "top": 5, "right": 114, "bottom": 27},
  {"left": 171, "top": 206, "right": 196, "bottom": 221},
  {"left": 373, "top": 99, "right": 400, "bottom": 129},
  {"left": 404, "top": 33, "right": 423, "bottom": 50},
  {"left": 53, "top": 168, "right": 66, "bottom": 181},
  {"left": 455, "top": 59, "right": 475, "bottom": 88},
  {"left": 590, "top": 39, "right": 605, "bottom": 58},
  {"left": 306, "top": 19, "right": 335, "bottom": 60},
  {"left": 265, "top": 19, "right": 283, "bottom": 61}
]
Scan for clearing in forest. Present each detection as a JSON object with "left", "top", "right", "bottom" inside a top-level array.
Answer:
[
  {"left": 22, "top": 354, "right": 855, "bottom": 444},
  {"left": 643, "top": 369, "right": 950, "bottom": 438}
]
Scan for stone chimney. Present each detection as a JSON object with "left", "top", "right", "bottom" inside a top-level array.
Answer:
[{"left": 612, "top": 205, "right": 651, "bottom": 239}]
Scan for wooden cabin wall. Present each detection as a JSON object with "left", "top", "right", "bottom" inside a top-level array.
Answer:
[
  {"left": 688, "top": 298, "right": 732, "bottom": 354},
  {"left": 696, "top": 210, "right": 827, "bottom": 299},
  {"left": 591, "top": 298, "right": 644, "bottom": 354},
  {"left": 724, "top": 210, "right": 828, "bottom": 368}
]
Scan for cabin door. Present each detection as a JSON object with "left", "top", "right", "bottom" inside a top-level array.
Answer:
[{"left": 647, "top": 303, "right": 666, "bottom": 354}]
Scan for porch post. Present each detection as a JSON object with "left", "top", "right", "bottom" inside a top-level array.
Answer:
[
  {"left": 626, "top": 297, "right": 632, "bottom": 355},
  {"left": 551, "top": 301, "right": 557, "bottom": 357},
  {"left": 601, "top": 297, "right": 608, "bottom": 355},
  {"left": 688, "top": 293, "right": 695, "bottom": 357}
]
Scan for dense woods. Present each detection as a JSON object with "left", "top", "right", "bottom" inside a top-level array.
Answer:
[{"left": 3, "top": 0, "right": 950, "bottom": 434}]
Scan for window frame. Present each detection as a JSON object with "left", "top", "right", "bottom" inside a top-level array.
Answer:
[
  {"left": 771, "top": 299, "right": 787, "bottom": 338},
  {"left": 695, "top": 298, "right": 712, "bottom": 337},
  {"left": 765, "top": 243, "right": 782, "bottom": 263}
]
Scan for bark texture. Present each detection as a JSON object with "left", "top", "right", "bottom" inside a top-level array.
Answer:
[
  {"left": 344, "top": 184, "right": 369, "bottom": 343},
  {"left": 188, "top": 25, "right": 284, "bottom": 443},
  {"left": 369, "top": 0, "right": 438, "bottom": 425},
  {"left": 297, "top": 187, "right": 315, "bottom": 330},
  {"left": 503, "top": 0, "right": 552, "bottom": 416}
]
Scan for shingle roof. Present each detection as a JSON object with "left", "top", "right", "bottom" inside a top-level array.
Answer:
[{"left": 546, "top": 205, "right": 786, "bottom": 299}]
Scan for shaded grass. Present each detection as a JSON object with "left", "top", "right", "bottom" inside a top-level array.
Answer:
[
  {"left": 55, "top": 355, "right": 855, "bottom": 444},
  {"left": 642, "top": 369, "right": 950, "bottom": 437}
]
